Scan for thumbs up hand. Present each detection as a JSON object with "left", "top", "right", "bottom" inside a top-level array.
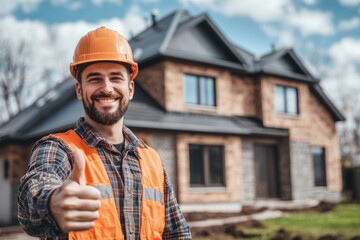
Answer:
[{"left": 49, "top": 148, "right": 101, "bottom": 232}]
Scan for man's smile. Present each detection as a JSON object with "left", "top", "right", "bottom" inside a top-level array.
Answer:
[{"left": 95, "top": 98, "right": 118, "bottom": 103}]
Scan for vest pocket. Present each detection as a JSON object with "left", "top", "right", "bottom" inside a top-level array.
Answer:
[{"left": 141, "top": 187, "right": 165, "bottom": 239}]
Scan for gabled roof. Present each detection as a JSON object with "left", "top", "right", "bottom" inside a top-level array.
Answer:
[
  {"left": 129, "top": 10, "right": 250, "bottom": 72},
  {"left": 255, "top": 48, "right": 345, "bottom": 121},
  {"left": 311, "top": 84, "right": 345, "bottom": 121},
  {"left": 0, "top": 78, "right": 288, "bottom": 144},
  {"left": 257, "top": 48, "right": 316, "bottom": 82}
]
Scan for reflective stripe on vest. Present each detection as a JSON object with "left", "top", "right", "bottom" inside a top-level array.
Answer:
[{"left": 52, "top": 130, "right": 165, "bottom": 240}]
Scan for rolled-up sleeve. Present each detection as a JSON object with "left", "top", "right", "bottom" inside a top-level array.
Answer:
[{"left": 17, "top": 137, "right": 72, "bottom": 239}]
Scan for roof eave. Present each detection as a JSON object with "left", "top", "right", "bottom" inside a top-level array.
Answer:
[{"left": 138, "top": 52, "right": 252, "bottom": 74}]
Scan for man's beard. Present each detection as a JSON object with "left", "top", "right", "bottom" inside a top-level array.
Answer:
[{"left": 82, "top": 92, "right": 129, "bottom": 125}]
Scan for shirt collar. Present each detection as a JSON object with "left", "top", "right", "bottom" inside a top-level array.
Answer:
[{"left": 74, "top": 118, "right": 146, "bottom": 150}]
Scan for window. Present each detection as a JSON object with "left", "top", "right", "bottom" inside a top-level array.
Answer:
[
  {"left": 189, "top": 144, "right": 225, "bottom": 187},
  {"left": 184, "top": 74, "right": 216, "bottom": 106},
  {"left": 275, "top": 85, "right": 299, "bottom": 115},
  {"left": 312, "top": 147, "right": 327, "bottom": 187}
]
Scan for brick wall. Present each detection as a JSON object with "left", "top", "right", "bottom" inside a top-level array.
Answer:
[
  {"left": 135, "top": 62, "right": 166, "bottom": 109},
  {"left": 3, "top": 144, "right": 33, "bottom": 181},
  {"left": 139, "top": 61, "right": 260, "bottom": 116},
  {"left": 176, "top": 133, "right": 242, "bottom": 204}
]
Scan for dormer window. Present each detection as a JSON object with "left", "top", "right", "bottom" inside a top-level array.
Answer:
[
  {"left": 184, "top": 74, "right": 216, "bottom": 106},
  {"left": 275, "top": 85, "right": 299, "bottom": 115}
]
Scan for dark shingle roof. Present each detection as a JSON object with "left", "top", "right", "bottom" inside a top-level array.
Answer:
[
  {"left": 256, "top": 48, "right": 316, "bottom": 82},
  {"left": 129, "top": 10, "right": 249, "bottom": 72},
  {"left": 0, "top": 79, "right": 288, "bottom": 143}
]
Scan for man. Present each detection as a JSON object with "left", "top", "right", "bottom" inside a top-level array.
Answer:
[{"left": 18, "top": 26, "right": 191, "bottom": 240}]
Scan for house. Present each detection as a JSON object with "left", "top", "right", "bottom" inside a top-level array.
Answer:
[{"left": 0, "top": 10, "right": 345, "bottom": 226}]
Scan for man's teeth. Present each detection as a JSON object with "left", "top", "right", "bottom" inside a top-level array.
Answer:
[{"left": 97, "top": 99, "right": 116, "bottom": 103}]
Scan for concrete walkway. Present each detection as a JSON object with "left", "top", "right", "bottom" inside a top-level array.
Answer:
[{"left": 188, "top": 209, "right": 284, "bottom": 228}]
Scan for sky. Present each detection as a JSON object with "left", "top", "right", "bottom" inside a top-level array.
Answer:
[{"left": 0, "top": 0, "right": 360, "bottom": 113}]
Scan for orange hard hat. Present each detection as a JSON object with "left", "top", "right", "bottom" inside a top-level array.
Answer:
[{"left": 69, "top": 26, "right": 138, "bottom": 80}]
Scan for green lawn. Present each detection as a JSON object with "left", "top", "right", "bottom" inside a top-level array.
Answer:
[{"left": 193, "top": 202, "right": 360, "bottom": 240}]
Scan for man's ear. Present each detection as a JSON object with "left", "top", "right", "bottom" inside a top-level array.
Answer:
[
  {"left": 75, "top": 81, "right": 83, "bottom": 100},
  {"left": 129, "top": 80, "right": 135, "bottom": 100}
]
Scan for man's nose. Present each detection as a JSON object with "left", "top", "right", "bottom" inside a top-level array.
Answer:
[{"left": 100, "top": 78, "right": 113, "bottom": 93}]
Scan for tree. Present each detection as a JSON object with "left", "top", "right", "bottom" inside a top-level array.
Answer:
[
  {"left": 337, "top": 91, "right": 360, "bottom": 166},
  {"left": 0, "top": 33, "right": 57, "bottom": 124},
  {"left": 0, "top": 38, "right": 31, "bottom": 121}
]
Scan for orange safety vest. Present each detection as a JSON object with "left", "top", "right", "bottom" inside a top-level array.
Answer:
[{"left": 52, "top": 130, "right": 166, "bottom": 240}]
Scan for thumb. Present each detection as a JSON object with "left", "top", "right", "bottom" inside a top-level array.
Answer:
[{"left": 69, "top": 148, "right": 86, "bottom": 185}]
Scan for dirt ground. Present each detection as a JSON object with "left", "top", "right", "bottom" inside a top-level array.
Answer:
[
  {"left": 189, "top": 201, "right": 360, "bottom": 240},
  {"left": 2, "top": 202, "right": 359, "bottom": 240}
]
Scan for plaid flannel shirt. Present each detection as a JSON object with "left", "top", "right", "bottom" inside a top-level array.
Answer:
[{"left": 18, "top": 118, "right": 191, "bottom": 239}]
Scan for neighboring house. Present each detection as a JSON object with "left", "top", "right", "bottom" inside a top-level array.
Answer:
[{"left": 0, "top": 10, "right": 345, "bottom": 226}]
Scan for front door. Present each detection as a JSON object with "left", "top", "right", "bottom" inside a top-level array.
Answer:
[{"left": 254, "top": 144, "right": 280, "bottom": 199}]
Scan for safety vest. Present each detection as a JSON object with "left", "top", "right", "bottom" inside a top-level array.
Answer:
[{"left": 52, "top": 130, "right": 166, "bottom": 240}]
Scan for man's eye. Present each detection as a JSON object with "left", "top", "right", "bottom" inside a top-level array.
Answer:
[
  {"left": 89, "top": 78, "right": 101, "bottom": 82},
  {"left": 111, "top": 77, "right": 124, "bottom": 81}
]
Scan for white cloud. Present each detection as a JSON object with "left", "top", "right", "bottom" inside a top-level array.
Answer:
[
  {"left": 179, "top": 0, "right": 292, "bottom": 22},
  {"left": 329, "top": 37, "right": 360, "bottom": 66},
  {"left": 68, "top": 1, "right": 82, "bottom": 10},
  {"left": 179, "top": 0, "right": 216, "bottom": 6},
  {"left": 338, "top": 0, "right": 360, "bottom": 6},
  {"left": 51, "top": 0, "right": 121, "bottom": 9},
  {"left": 91, "top": 0, "right": 122, "bottom": 6},
  {"left": 338, "top": 17, "right": 360, "bottom": 31},
  {"left": 141, "top": 0, "right": 160, "bottom": 3},
  {"left": 178, "top": 0, "right": 334, "bottom": 37},
  {"left": 122, "top": 5, "right": 147, "bottom": 37},
  {"left": 261, "top": 25, "right": 296, "bottom": 48},
  {"left": 0, "top": 0, "right": 43, "bottom": 15},
  {"left": 321, "top": 37, "right": 360, "bottom": 101},
  {"left": 303, "top": 0, "right": 317, "bottom": 5},
  {"left": 276, "top": 30, "right": 296, "bottom": 48},
  {"left": 51, "top": 0, "right": 83, "bottom": 10},
  {"left": 261, "top": 24, "right": 280, "bottom": 37},
  {"left": 287, "top": 9, "right": 334, "bottom": 36}
]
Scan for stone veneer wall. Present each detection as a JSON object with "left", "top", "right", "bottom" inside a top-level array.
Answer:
[
  {"left": 242, "top": 141, "right": 255, "bottom": 202},
  {"left": 290, "top": 141, "right": 314, "bottom": 200},
  {"left": 150, "top": 132, "right": 177, "bottom": 195},
  {"left": 132, "top": 130, "right": 178, "bottom": 194},
  {"left": 290, "top": 141, "right": 341, "bottom": 202}
]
